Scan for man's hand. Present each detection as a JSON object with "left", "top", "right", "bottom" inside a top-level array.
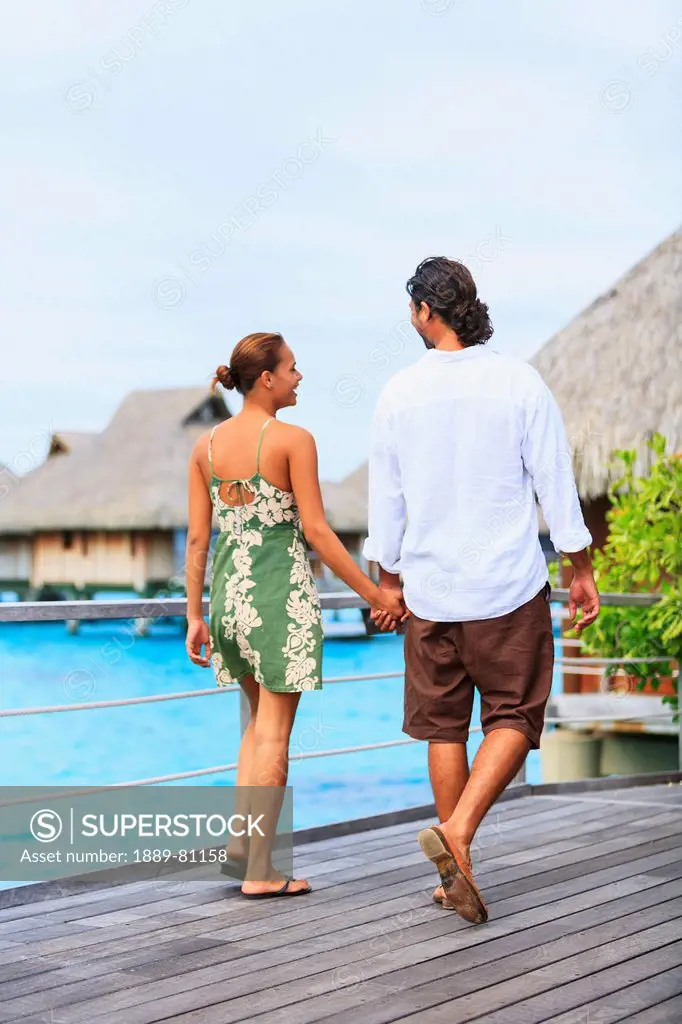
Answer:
[
  {"left": 370, "top": 568, "right": 409, "bottom": 633},
  {"left": 370, "top": 588, "right": 409, "bottom": 632},
  {"left": 567, "top": 570, "right": 600, "bottom": 633}
]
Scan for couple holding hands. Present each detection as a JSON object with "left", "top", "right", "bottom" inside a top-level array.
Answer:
[{"left": 185, "top": 256, "right": 599, "bottom": 923}]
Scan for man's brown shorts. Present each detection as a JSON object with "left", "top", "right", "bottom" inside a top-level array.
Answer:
[{"left": 403, "top": 583, "right": 554, "bottom": 750}]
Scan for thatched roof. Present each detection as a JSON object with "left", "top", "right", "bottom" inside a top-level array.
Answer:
[
  {"left": 48, "top": 431, "right": 96, "bottom": 457},
  {"left": 0, "top": 388, "right": 231, "bottom": 534},
  {"left": 531, "top": 227, "right": 682, "bottom": 500},
  {"left": 321, "top": 463, "right": 369, "bottom": 533}
]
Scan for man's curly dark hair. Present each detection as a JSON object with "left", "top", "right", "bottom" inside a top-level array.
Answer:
[{"left": 406, "top": 256, "right": 494, "bottom": 347}]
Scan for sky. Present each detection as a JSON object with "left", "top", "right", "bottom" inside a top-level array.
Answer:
[{"left": 1, "top": 0, "right": 681, "bottom": 480}]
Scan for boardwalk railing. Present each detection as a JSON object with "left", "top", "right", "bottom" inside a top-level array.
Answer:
[{"left": 0, "top": 589, "right": 678, "bottom": 793}]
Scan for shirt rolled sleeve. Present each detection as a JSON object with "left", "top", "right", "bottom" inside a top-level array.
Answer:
[
  {"left": 522, "top": 380, "right": 592, "bottom": 554},
  {"left": 362, "top": 399, "right": 406, "bottom": 573}
]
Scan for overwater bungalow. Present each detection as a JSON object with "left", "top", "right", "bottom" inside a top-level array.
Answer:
[
  {"left": 0, "top": 388, "right": 232, "bottom": 600},
  {"left": 0, "top": 387, "right": 370, "bottom": 603},
  {"left": 317, "top": 464, "right": 370, "bottom": 582}
]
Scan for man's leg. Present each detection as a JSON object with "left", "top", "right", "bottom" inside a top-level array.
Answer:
[
  {"left": 428, "top": 741, "right": 469, "bottom": 822},
  {"left": 437, "top": 727, "right": 530, "bottom": 866},
  {"left": 444, "top": 584, "right": 552, "bottom": 863},
  {"left": 403, "top": 613, "right": 474, "bottom": 900},
  {"left": 419, "top": 585, "right": 553, "bottom": 921},
  {"left": 428, "top": 740, "right": 470, "bottom": 901}
]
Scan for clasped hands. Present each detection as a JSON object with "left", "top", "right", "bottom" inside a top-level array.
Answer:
[{"left": 370, "top": 586, "right": 410, "bottom": 634}]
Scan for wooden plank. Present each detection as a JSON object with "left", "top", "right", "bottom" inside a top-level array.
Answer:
[
  {"left": 175, "top": 849, "right": 682, "bottom": 1024},
  {"left": 32, "top": 879, "right": 682, "bottom": 1023},
  {"left": 124, "top": 871, "right": 682, "bottom": 988},
  {"left": 298, "top": 802, "right": 673, "bottom": 884},
  {"left": 621, "top": 995, "right": 682, "bottom": 1024},
  {"left": 3, "top": 819, "right": 680, "bottom": 978},
  {"left": 6, "top": 867, "right": 680, "bottom": 1012},
  {"left": 0, "top": 938, "right": 231, "bottom": 1001},
  {"left": 480, "top": 825, "right": 682, "bottom": 903},
  {"left": 7, "top": 811, "right": 675, "bottom": 962},
  {"left": 7, "top": 777, "right": 671, "bottom": 917},
  {"left": 0, "top": 798, "right": 671, "bottom": 950},
  {"left": 11, "top": 806, "right": 682, "bottom": 958},
  {"left": 1, "top": 798, "right": 675, "bottom": 1024},
  {"left": 245, "top": 929, "right": 682, "bottom": 1024},
  {"left": 580, "top": 783, "right": 682, "bottom": 801},
  {"left": 0, "top": 799, "right": 531, "bottom": 922},
  {"left": 0, "top": 809, "right": 595, "bottom": 947},
  {"left": 73, "top": 916, "right": 682, "bottom": 1024},
  {"left": 96, "top": 876, "right": 679, "bottom": 995},
  {"left": 541, "top": 965, "right": 682, "bottom": 1023},
  {"left": 0, "top": 792, "right": 629, "bottom": 926},
  {"left": 0, "top": 790, "right": 667, "bottom": 929},
  {"left": 0, "top": 792, "right": 574, "bottom": 922},
  {"left": 472, "top": 811, "right": 682, "bottom": 889},
  {"left": 5, "top": 858, "right": 681, "bottom": 1023},
  {"left": 409, "top": 942, "right": 682, "bottom": 1024}
]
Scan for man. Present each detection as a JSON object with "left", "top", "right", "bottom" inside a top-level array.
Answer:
[{"left": 363, "top": 256, "right": 600, "bottom": 925}]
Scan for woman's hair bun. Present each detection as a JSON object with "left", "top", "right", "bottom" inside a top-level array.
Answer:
[
  {"left": 210, "top": 333, "right": 285, "bottom": 396},
  {"left": 213, "top": 364, "right": 237, "bottom": 391}
]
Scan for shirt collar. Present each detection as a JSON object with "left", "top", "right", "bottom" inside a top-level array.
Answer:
[{"left": 421, "top": 345, "right": 490, "bottom": 363}]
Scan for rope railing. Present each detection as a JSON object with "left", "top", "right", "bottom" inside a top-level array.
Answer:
[
  {"left": 1, "top": 662, "right": 677, "bottom": 718},
  {"left": 0, "top": 736, "right": 436, "bottom": 808},
  {"left": 1, "top": 712, "right": 676, "bottom": 810},
  {"left": 0, "top": 671, "right": 406, "bottom": 717}
]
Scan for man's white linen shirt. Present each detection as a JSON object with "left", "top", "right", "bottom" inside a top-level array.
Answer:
[{"left": 362, "top": 346, "right": 592, "bottom": 621}]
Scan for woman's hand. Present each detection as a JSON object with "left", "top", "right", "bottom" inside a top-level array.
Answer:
[
  {"left": 186, "top": 618, "right": 211, "bottom": 667},
  {"left": 370, "top": 586, "right": 408, "bottom": 633}
]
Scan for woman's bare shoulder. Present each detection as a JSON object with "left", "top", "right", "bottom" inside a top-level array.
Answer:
[
  {"left": 272, "top": 421, "right": 316, "bottom": 446},
  {"left": 190, "top": 429, "right": 213, "bottom": 461}
]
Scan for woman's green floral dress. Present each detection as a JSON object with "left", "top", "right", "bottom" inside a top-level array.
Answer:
[{"left": 208, "top": 418, "right": 323, "bottom": 693}]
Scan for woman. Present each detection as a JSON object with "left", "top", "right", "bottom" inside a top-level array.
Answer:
[{"left": 185, "top": 331, "right": 406, "bottom": 898}]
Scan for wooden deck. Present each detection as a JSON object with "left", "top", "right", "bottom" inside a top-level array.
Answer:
[{"left": 0, "top": 781, "right": 681, "bottom": 1023}]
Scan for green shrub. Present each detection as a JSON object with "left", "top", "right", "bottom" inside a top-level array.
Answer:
[{"left": 576, "top": 434, "right": 681, "bottom": 717}]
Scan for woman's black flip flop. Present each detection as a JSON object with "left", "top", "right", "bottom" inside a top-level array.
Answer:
[{"left": 241, "top": 876, "right": 312, "bottom": 900}]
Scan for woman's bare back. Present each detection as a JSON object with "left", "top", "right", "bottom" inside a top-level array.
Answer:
[{"left": 204, "top": 415, "right": 296, "bottom": 493}]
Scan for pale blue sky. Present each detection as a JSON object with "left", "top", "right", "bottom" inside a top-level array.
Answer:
[{"left": 2, "top": 0, "right": 680, "bottom": 479}]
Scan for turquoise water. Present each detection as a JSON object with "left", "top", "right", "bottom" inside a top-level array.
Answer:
[{"left": 0, "top": 611, "right": 558, "bottom": 831}]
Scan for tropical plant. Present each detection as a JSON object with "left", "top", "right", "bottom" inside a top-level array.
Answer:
[{"left": 576, "top": 433, "right": 681, "bottom": 717}]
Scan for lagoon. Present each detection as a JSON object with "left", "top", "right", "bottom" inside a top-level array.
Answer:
[{"left": 0, "top": 611, "right": 560, "bottom": 831}]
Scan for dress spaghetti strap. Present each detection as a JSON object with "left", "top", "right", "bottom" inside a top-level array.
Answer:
[
  {"left": 207, "top": 425, "right": 218, "bottom": 473},
  {"left": 255, "top": 418, "right": 273, "bottom": 474}
]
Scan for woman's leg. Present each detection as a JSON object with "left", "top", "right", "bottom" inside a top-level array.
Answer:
[
  {"left": 242, "top": 686, "right": 310, "bottom": 895},
  {"left": 225, "top": 675, "right": 260, "bottom": 862}
]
